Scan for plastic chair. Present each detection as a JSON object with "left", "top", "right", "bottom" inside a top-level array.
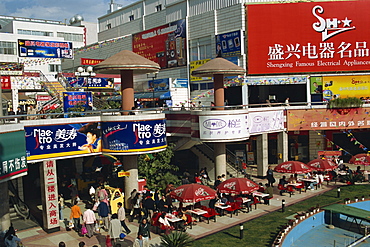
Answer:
[
  {"left": 278, "top": 184, "right": 289, "bottom": 196},
  {"left": 184, "top": 213, "right": 194, "bottom": 229},
  {"left": 202, "top": 208, "right": 218, "bottom": 224},
  {"left": 225, "top": 202, "right": 238, "bottom": 218},
  {"left": 250, "top": 196, "right": 261, "bottom": 210},
  {"left": 295, "top": 181, "right": 305, "bottom": 193}
]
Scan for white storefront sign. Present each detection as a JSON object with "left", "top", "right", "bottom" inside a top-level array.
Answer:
[{"left": 248, "top": 110, "right": 284, "bottom": 134}]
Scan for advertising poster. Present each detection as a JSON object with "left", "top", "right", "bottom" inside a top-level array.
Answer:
[
  {"left": 148, "top": 78, "right": 169, "bottom": 92},
  {"left": 199, "top": 114, "right": 249, "bottom": 141},
  {"left": 215, "top": 30, "right": 241, "bottom": 57},
  {"left": 1, "top": 76, "right": 11, "bottom": 89},
  {"left": 132, "top": 19, "right": 186, "bottom": 69},
  {"left": 101, "top": 119, "right": 167, "bottom": 153},
  {"left": 25, "top": 122, "right": 102, "bottom": 160},
  {"left": 80, "top": 58, "right": 104, "bottom": 65},
  {"left": 190, "top": 59, "right": 211, "bottom": 82},
  {"left": 63, "top": 92, "right": 93, "bottom": 113},
  {"left": 310, "top": 77, "right": 323, "bottom": 94},
  {"left": 248, "top": 111, "right": 284, "bottom": 134},
  {"left": 317, "top": 151, "right": 342, "bottom": 160},
  {"left": 0, "top": 128, "right": 27, "bottom": 182},
  {"left": 66, "top": 77, "right": 114, "bottom": 89},
  {"left": 248, "top": 1, "right": 370, "bottom": 74},
  {"left": 322, "top": 75, "right": 370, "bottom": 101},
  {"left": 0, "top": 62, "right": 23, "bottom": 75},
  {"left": 287, "top": 108, "right": 370, "bottom": 130},
  {"left": 18, "top": 39, "right": 73, "bottom": 59},
  {"left": 11, "top": 76, "right": 42, "bottom": 90}
]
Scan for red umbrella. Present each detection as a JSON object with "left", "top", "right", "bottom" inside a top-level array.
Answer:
[
  {"left": 274, "top": 161, "right": 312, "bottom": 174},
  {"left": 217, "top": 177, "right": 259, "bottom": 194},
  {"left": 307, "top": 159, "right": 337, "bottom": 171},
  {"left": 170, "top": 184, "right": 217, "bottom": 203},
  {"left": 349, "top": 153, "right": 370, "bottom": 166}
]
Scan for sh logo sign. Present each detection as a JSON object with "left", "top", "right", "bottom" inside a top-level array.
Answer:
[{"left": 312, "top": 5, "right": 355, "bottom": 41}]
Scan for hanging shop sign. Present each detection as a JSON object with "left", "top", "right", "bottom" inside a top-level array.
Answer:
[
  {"left": 0, "top": 125, "right": 27, "bottom": 183},
  {"left": 322, "top": 75, "right": 370, "bottom": 100},
  {"left": 66, "top": 77, "right": 114, "bottom": 89},
  {"left": 245, "top": 76, "right": 307, "bottom": 85},
  {"left": 248, "top": 110, "right": 285, "bottom": 134},
  {"left": 215, "top": 30, "right": 241, "bottom": 57},
  {"left": 101, "top": 119, "right": 167, "bottom": 153},
  {"left": 287, "top": 108, "right": 370, "bottom": 131},
  {"left": 199, "top": 114, "right": 249, "bottom": 141},
  {"left": 248, "top": 1, "right": 370, "bottom": 74},
  {"left": 18, "top": 39, "right": 73, "bottom": 59},
  {"left": 1, "top": 76, "right": 11, "bottom": 89},
  {"left": 133, "top": 19, "right": 187, "bottom": 69},
  {"left": 118, "top": 171, "right": 130, "bottom": 177},
  {"left": 80, "top": 58, "right": 104, "bottom": 65},
  {"left": 63, "top": 91, "right": 93, "bottom": 113},
  {"left": 41, "top": 159, "right": 59, "bottom": 230},
  {"left": 25, "top": 121, "right": 102, "bottom": 161}
]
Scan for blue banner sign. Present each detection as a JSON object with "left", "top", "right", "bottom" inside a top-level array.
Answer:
[
  {"left": 148, "top": 78, "right": 169, "bottom": 92},
  {"left": 172, "top": 78, "right": 188, "bottom": 88},
  {"left": 215, "top": 30, "right": 241, "bottom": 57},
  {"left": 101, "top": 119, "right": 167, "bottom": 153},
  {"left": 18, "top": 39, "right": 73, "bottom": 59},
  {"left": 25, "top": 122, "right": 102, "bottom": 161},
  {"left": 67, "top": 77, "right": 114, "bottom": 89},
  {"left": 63, "top": 92, "right": 93, "bottom": 113}
]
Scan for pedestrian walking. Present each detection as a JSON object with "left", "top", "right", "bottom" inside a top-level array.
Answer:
[
  {"left": 108, "top": 213, "right": 122, "bottom": 246},
  {"left": 58, "top": 194, "right": 64, "bottom": 221},
  {"left": 136, "top": 218, "right": 151, "bottom": 247},
  {"left": 266, "top": 166, "right": 275, "bottom": 187},
  {"left": 83, "top": 204, "right": 96, "bottom": 238},
  {"left": 117, "top": 202, "right": 131, "bottom": 234},
  {"left": 70, "top": 201, "right": 82, "bottom": 232},
  {"left": 97, "top": 199, "right": 109, "bottom": 230}
]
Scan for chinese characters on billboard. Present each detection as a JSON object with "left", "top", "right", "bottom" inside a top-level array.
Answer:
[
  {"left": 80, "top": 58, "right": 104, "bottom": 65},
  {"left": 41, "top": 160, "right": 59, "bottom": 230},
  {"left": 18, "top": 39, "right": 73, "bottom": 59},
  {"left": 63, "top": 92, "right": 93, "bottom": 113},
  {"left": 322, "top": 75, "right": 370, "bottom": 101},
  {"left": 101, "top": 119, "right": 167, "bottom": 153},
  {"left": 0, "top": 128, "right": 27, "bottom": 182},
  {"left": 133, "top": 19, "right": 186, "bottom": 69},
  {"left": 66, "top": 77, "right": 114, "bottom": 89},
  {"left": 25, "top": 122, "right": 102, "bottom": 161},
  {"left": 248, "top": 1, "right": 370, "bottom": 74}
]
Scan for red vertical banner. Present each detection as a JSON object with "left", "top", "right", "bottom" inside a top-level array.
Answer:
[
  {"left": 1, "top": 76, "right": 11, "bottom": 89},
  {"left": 42, "top": 159, "right": 59, "bottom": 231}
]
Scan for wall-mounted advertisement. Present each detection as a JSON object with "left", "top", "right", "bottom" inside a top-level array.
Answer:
[
  {"left": 322, "top": 75, "right": 370, "bottom": 101},
  {"left": 1, "top": 76, "right": 11, "bottom": 89},
  {"left": 245, "top": 76, "right": 307, "bottom": 85},
  {"left": 25, "top": 122, "right": 102, "bottom": 161},
  {"left": 132, "top": 19, "right": 186, "bottom": 69},
  {"left": 66, "top": 77, "right": 114, "bottom": 89},
  {"left": 11, "top": 76, "right": 42, "bottom": 90},
  {"left": 248, "top": 111, "right": 284, "bottom": 134},
  {"left": 101, "top": 119, "right": 167, "bottom": 153},
  {"left": 199, "top": 114, "right": 249, "bottom": 141},
  {"left": 148, "top": 78, "right": 169, "bottom": 92},
  {"left": 215, "top": 30, "right": 241, "bottom": 57},
  {"left": 18, "top": 39, "right": 73, "bottom": 59},
  {"left": 63, "top": 92, "right": 93, "bottom": 113},
  {"left": 248, "top": 1, "right": 370, "bottom": 74},
  {"left": 287, "top": 108, "right": 370, "bottom": 130},
  {"left": 0, "top": 127, "right": 27, "bottom": 183},
  {"left": 310, "top": 77, "right": 323, "bottom": 94},
  {"left": 190, "top": 59, "right": 211, "bottom": 82},
  {"left": 0, "top": 62, "right": 23, "bottom": 75},
  {"left": 80, "top": 58, "right": 104, "bottom": 65},
  {"left": 171, "top": 78, "right": 188, "bottom": 88}
]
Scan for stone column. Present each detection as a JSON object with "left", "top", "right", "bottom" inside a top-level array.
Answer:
[
  {"left": 0, "top": 182, "right": 10, "bottom": 232},
  {"left": 214, "top": 74, "right": 224, "bottom": 109},
  {"left": 214, "top": 143, "right": 226, "bottom": 178},
  {"left": 121, "top": 70, "right": 134, "bottom": 115},
  {"left": 123, "top": 155, "right": 138, "bottom": 208},
  {"left": 256, "top": 133, "right": 268, "bottom": 177},
  {"left": 277, "top": 131, "right": 288, "bottom": 164}
]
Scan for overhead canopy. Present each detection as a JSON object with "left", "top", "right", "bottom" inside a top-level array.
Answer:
[{"left": 323, "top": 204, "right": 370, "bottom": 222}]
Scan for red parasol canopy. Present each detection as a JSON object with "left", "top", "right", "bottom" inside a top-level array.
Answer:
[
  {"left": 349, "top": 153, "right": 370, "bottom": 166},
  {"left": 307, "top": 159, "right": 338, "bottom": 171},
  {"left": 274, "top": 161, "right": 313, "bottom": 174},
  {"left": 217, "top": 177, "right": 259, "bottom": 194},
  {"left": 169, "top": 184, "right": 217, "bottom": 203}
]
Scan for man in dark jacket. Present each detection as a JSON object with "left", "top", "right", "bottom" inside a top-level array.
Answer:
[
  {"left": 97, "top": 199, "right": 109, "bottom": 230},
  {"left": 142, "top": 194, "right": 155, "bottom": 221}
]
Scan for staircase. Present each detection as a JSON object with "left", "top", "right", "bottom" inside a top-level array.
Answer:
[{"left": 191, "top": 143, "right": 243, "bottom": 178}]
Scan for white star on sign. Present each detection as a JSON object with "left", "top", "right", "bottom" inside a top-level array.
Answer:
[{"left": 342, "top": 17, "right": 352, "bottom": 27}]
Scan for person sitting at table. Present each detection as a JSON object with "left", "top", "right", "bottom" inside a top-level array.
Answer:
[
  {"left": 263, "top": 183, "right": 273, "bottom": 205},
  {"left": 219, "top": 194, "right": 228, "bottom": 205},
  {"left": 158, "top": 195, "right": 170, "bottom": 213},
  {"left": 355, "top": 166, "right": 363, "bottom": 175},
  {"left": 209, "top": 196, "right": 218, "bottom": 209},
  {"left": 158, "top": 213, "right": 172, "bottom": 234},
  {"left": 175, "top": 212, "right": 187, "bottom": 232},
  {"left": 245, "top": 193, "right": 254, "bottom": 212},
  {"left": 257, "top": 183, "right": 265, "bottom": 192},
  {"left": 287, "top": 175, "right": 297, "bottom": 183},
  {"left": 279, "top": 176, "right": 288, "bottom": 186},
  {"left": 308, "top": 171, "right": 319, "bottom": 190}
]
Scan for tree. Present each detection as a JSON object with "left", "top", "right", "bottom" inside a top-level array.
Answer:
[{"left": 138, "top": 143, "right": 180, "bottom": 191}]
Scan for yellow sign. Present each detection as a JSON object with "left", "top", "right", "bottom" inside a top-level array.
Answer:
[
  {"left": 118, "top": 171, "right": 130, "bottom": 177},
  {"left": 190, "top": 59, "right": 211, "bottom": 82},
  {"left": 323, "top": 75, "right": 370, "bottom": 100}
]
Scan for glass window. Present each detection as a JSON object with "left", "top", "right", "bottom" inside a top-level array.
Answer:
[
  {"left": 0, "top": 41, "right": 17, "bottom": 55},
  {"left": 190, "top": 83, "right": 199, "bottom": 91},
  {"left": 49, "top": 64, "right": 61, "bottom": 72},
  {"left": 189, "top": 36, "right": 212, "bottom": 61},
  {"left": 200, "top": 83, "right": 207, "bottom": 90},
  {"left": 57, "top": 32, "right": 83, "bottom": 42},
  {"left": 18, "top": 29, "right": 53, "bottom": 36},
  {"left": 129, "top": 15, "right": 135, "bottom": 21},
  {"left": 206, "top": 82, "right": 214, "bottom": 89},
  {"left": 156, "top": 4, "right": 162, "bottom": 11}
]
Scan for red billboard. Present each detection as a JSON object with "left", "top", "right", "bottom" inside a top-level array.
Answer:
[
  {"left": 81, "top": 58, "right": 104, "bottom": 65},
  {"left": 132, "top": 19, "right": 186, "bottom": 69},
  {"left": 248, "top": 1, "right": 370, "bottom": 74}
]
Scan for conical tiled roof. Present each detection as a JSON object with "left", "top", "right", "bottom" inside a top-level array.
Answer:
[
  {"left": 94, "top": 50, "right": 160, "bottom": 75},
  {"left": 191, "top": 57, "right": 245, "bottom": 77}
]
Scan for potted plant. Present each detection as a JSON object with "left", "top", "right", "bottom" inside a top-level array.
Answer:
[
  {"left": 342, "top": 173, "right": 364, "bottom": 185},
  {"left": 160, "top": 231, "right": 194, "bottom": 247}
]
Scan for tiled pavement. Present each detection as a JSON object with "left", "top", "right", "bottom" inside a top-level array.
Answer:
[{"left": 16, "top": 174, "right": 342, "bottom": 247}]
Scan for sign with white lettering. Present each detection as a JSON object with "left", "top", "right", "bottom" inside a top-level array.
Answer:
[
  {"left": 25, "top": 122, "right": 102, "bottom": 161},
  {"left": 199, "top": 114, "right": 249, "bottom": 141},
  {"left": 248, "top": 1, "right": 370, "bottom": 74},
  {"left": 101, "top": 119, "right": 167, "bottom": 153},
  {"left": 322, "top": 75, "right": 370, "bottom": 100},
  {"left": 18, "top": 39, "right": 73, "bottom": 59},
  {"left": 248, "top": 111, "right": 285, "bottom": 134}
]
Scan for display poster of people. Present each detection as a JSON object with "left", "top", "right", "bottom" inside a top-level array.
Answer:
[
  {"left": 66, "top": 77, "right": 114, "bottom": 89},
  {"left": 18, "top": 39, "right": 73, "bottom": 59},
  {"left": 25, "top": 122, "right": 102, "bottom": 161},
  {"left": 101, "top": 119, "right": 167, "bottom": 153},
  {"left": 0, "top": 126, "right": 27, "bottom": 182},
  {"left": 63, "top": 91, "right": 93, "bottom": 113}
]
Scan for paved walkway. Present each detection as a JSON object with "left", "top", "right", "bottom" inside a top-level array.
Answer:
[{"left": 16, "top": 174, "right": 341, "bottom": 247}]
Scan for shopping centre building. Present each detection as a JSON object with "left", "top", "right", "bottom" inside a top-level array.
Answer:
[{"left": 0, "top": 0, "right": 370, "bottom": 233}]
